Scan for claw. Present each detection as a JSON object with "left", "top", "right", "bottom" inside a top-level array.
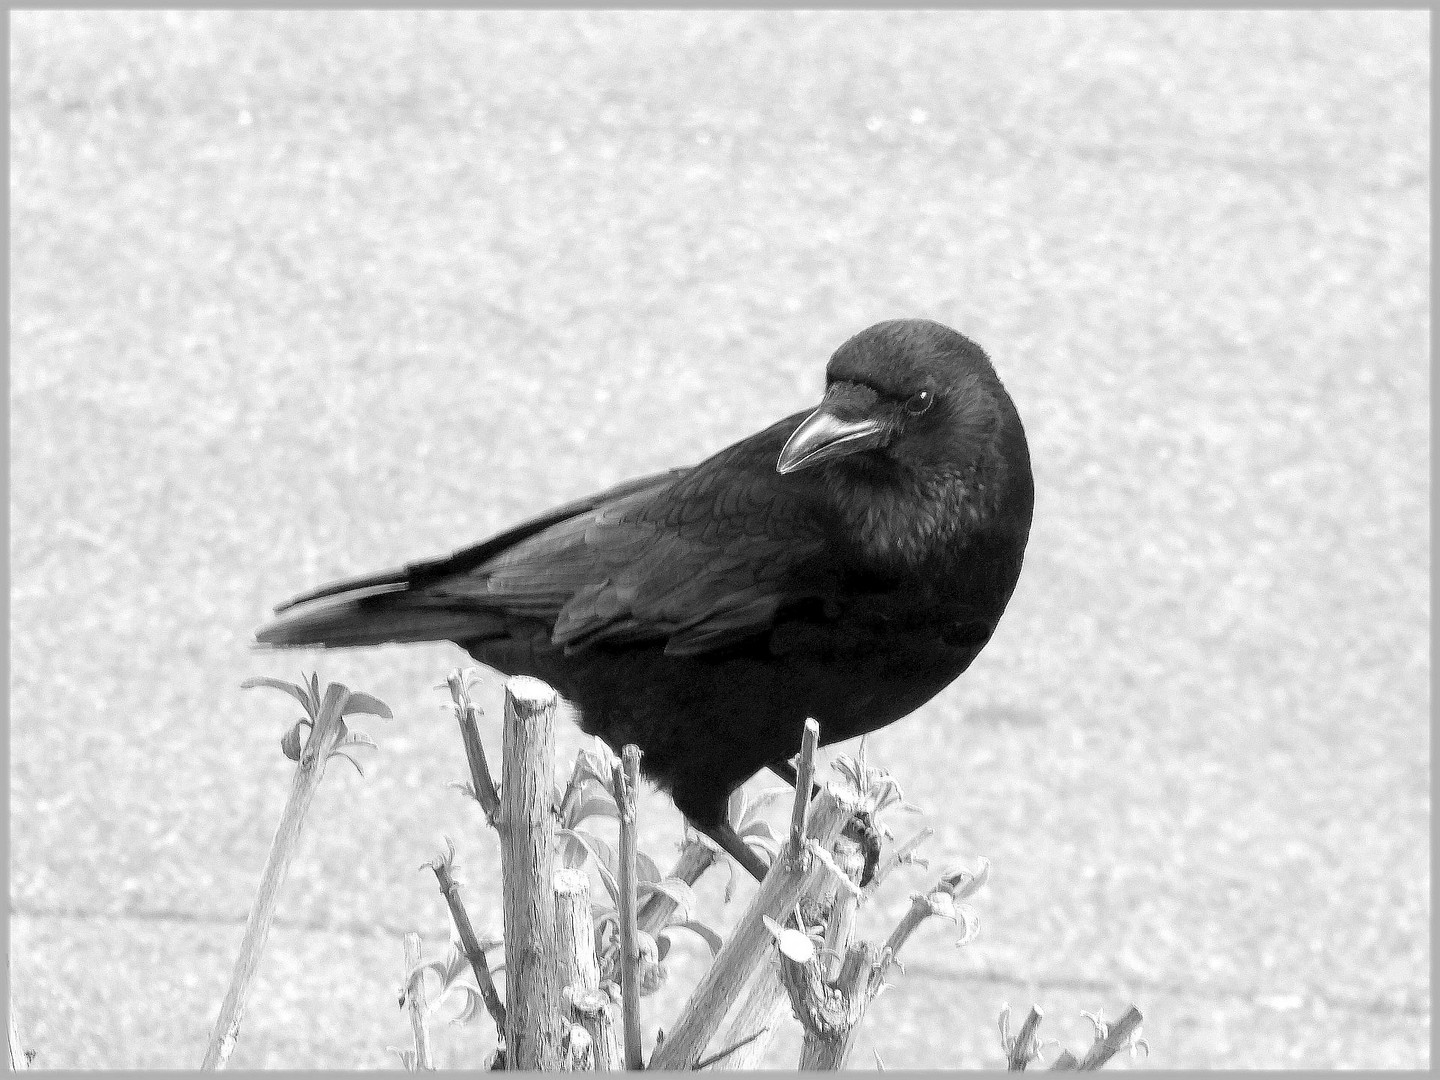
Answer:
[{"left": 842, "top": 808, "right": 883, "bottom": 887}]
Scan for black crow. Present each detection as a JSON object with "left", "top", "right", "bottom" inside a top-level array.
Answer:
[{"left": 257, "top": 319, "right": 1034, "bottom": 882}]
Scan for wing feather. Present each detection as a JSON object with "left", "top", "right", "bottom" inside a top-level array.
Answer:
[{"left": 441, "top": 413, "right": 828, "bottom": 655}]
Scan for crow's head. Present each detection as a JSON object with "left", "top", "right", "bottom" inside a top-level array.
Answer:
[{"left": 777, "top": 319, "right": 1008, "bottom": 478}]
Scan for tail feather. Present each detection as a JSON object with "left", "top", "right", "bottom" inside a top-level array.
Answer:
[{"left": 256, "top": 584, "right": 487, "bottom": 649}]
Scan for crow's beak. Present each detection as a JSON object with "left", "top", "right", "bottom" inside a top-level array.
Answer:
[{"left": 776, "top": 399, "right": 888, "bottom": 475}]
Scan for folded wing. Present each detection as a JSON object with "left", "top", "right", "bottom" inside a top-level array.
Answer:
[{"left": 257, "top": 414, "right": 830, "bottom": 657}]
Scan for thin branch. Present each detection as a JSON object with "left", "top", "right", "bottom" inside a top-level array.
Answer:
[
  {"left": 821, "top": 832, "right": 864, "bottom": 982},
  {"left": 703, "top": 960, "right": 788, "bottom": 1071},
  {"left": 705, "top": 787, "right": 865, "bottom": 1071},
  {"left": 402, "top": 933, "right": 435, "bottom": 1071},
  {"left": 1077, "top": 1007, "right": 1144, "bottom": 1071},
  {"left": 638, "top": 834, "right": 716, "bottom": 936},
  {"left": 1007, "top": 1006, "right": 1044, "bottom": 1071},
  {"left": 647, "top": 838, "right": 853, "bottom": 1070},
  {"left": 8, "top": 1006, "right": 26, "bottom": 1071},
  {"left": 613, "top": 746, "right": 645, "bottom": 1070},
  {"left": 880, "top": 862, "right": 987, "bottom": 973},
  {"left": 202, "top": 681, "right": 356, "bottom": 1070},
  {"left": 427, "top": 843, "right": 506, "bottom": 1034},
  {"left": 692, "top": 1026, "right": 773, "bottom": 1071},
  {"left": 789, "top": 719, "right": 820, "bottom": 861},
  {"left": 447, "top": 671, "right": 501, "bottom": 825},
  {"left": 881, "top": 893, "right": 936, "bottom": 963}
]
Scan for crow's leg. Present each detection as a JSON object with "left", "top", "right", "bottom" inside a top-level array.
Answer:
[
  {"left": 766, "top": 755, "right": 882, "bottom": 887},
  {"left": 766, "top": 758, "right": 820, "bottom": 800},
  {"left": 693, "top": 816, "right": 772, "bottom": 883},
  {"left": 672, "top": 783, "right": 773, "bottom": 883}
]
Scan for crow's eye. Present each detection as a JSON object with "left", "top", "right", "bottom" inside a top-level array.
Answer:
[{"left": 905, "top": 390, "right": 933, "bottom": 415}]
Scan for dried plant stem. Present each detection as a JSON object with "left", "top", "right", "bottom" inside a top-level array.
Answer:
[
  {"left": 561, "top": 1025, "right": 594, "bottom": 1069},
  {"left": 554, "top": 868, "right": 621, "bottom": 1069},
  {"left": 1007, "top": 1006, "right": 1044, "bottom": 1071},
  {"left": 793, "top": 940, "right": 880, "bottom": 1070},
  {"left": 705, "top": 962, "right": 789, "bottom": 1071},
  {"left": 707, "top": 788, "right": 863, "bottom": 1071},
  {"left": 613, "top": 746, "right": 645, "bottom": 1070},
  {"left": 447, "top": 671, "right": 501, "bottom": 824},
  {"left": 638, "top": 835, "right": 716, "bottom": 935},
  {"left": 650, "top": 832, "right": 856, "bottom": 1070},
  {"left": 692, "top": 1026, "right": 772, "bottom": 1071},
  {"left": 881, "top": 892, "right": 936, "bottom": 961},
  {"left": 429, "top": 854, "right": 506, "bottom": 1033},
  {"left": 500, "top": 676, "right": 566, "bottom": 1070},
  {"left": 201, "top": 688, "right": 349, "bottom": 1070},
  {"left": 787, "top": 820, "right": 962, "bottom": 1068},
  {"left": 821, "top": 833, "right": 864, "bottom": 982},
  {"left": 789, "top": 824, "right": 871, "bottom": 1071},
  {"left": 788, "top": 719, "right": 820, "bottom": 858},
  {"left": 1077, "top": 1006, "right": 1143, "bottom": 1070},
  {"left": 402, "top": 933, "right": 435, "bottom": 1070},
  {"left": 8, "top": 1007, "right": 25, "bottom": 1071}
]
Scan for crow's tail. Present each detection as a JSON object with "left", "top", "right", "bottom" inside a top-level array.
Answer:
[{"left": 255, "top": 582, "right": 486, "bottom": 649}]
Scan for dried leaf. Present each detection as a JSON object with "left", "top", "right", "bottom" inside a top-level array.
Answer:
[
  {"left": 241, "top": 676, "right": 315, "bottom": 717},
  {"left": 739, "top": 787, "right": 791, "bottom": 826},
  {"left": 663, "top": 919, "right": 723, "bottom": 956},
  {"left": 387, "top": 1046, "right": 418, "bottom": 1070},
  {"left": 727, "top": 788, "right": 746, "bottom": 824},
  {"left": 571, "top": 793, "right": 620, "bottom": 827},
  {"left": 330, "top": 749, "right": 366, "bottom": 778},
  {"left": 636, "top": 877, "right": 696, "bottom": 921},
  {"left": 745, "top": 834, "right": 782, "bottom": 859},
  {"left": 562, "top": 829, "right": 620, "bottom": 904},
  {"left": 342, "top": 691, "right": 393, "bottom": 719},
  {"left": 280, "top": 722, "right": 305, "bottom": 762},
  {"left": 740, "top": 819, "right": 777, "bottom": 843},
  {"left": 443, "top": 983, "right": 485, "bottom": 1025},
  {"left": 635, "top": 849, "right": 662, "bottom": 884}
]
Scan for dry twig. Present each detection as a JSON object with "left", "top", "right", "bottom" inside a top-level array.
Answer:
[
  {"left": 706, "top": 787, "right": 864, "bottom": 1070},
  {"left": 647, "top": 837, "right": 852, "bottom": 1070},
  {"left": 202, "top": 679, "right": 386, "bottom": 1070},
  {"left": 1077, "top": 1007, "right": 1145, "bottom": 1070},
  {"left": 499, "top": 676, "right": 566, "bottom": 1069},
  {"left": 789, "top": 719, "right": 820, "bottom": 861},
  {"left": 1001, "top": 1005, "right": 1045, "bottom": 1071},
  {"left": 446, "top": 671, "right": 501, "bottom": 825},
  {"left": 425, "top": 839, "right": 506, "bottom": 1035},
  {"left": 400, "top": 933, "right": 435, "bottom": 1070},
  {"left": 638, "top": 834, "right": 716, "bottom": 936},
  {"left": 613, "top": 745, "right": 645, "bottom": 1070},
  {"left": 555, "top": 868, "right": 621, "bottom": 1069}
]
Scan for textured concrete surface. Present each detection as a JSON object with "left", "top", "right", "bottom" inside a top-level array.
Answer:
[{"left": 10, "top": 10, "right": 1428, "bottom": 1069}]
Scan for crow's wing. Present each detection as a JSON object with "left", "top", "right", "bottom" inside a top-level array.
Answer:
[
  {"left": 260, "top": 414, "right": 830, "bottom": 657},
  {"left": 427, "top": 415, "right": 830, "bottom": 656},
  {"left": 271, "top": 466, "right": 691, "bottom": 613}
]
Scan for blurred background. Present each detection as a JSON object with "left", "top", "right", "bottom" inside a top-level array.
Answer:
[{"left": 9, "top": 10, "right": 1428, "bottom": 1070}]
